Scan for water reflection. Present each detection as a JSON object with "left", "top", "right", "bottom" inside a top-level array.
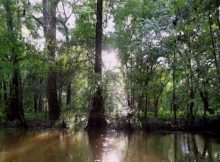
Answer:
[{"left": 0, "top": 129, "right": 219, "bottom": 162}]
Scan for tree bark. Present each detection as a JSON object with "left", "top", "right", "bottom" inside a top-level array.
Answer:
[
  {"left": 66, "top": 81, "right": 71, "bottom": 106},
  {"left": 87, "top": 0, "right": 107, "bottom": 129},
  {"left": 200, "top": 89, "right": 209, "bottom": 120},
  {"left": 38, "top": 79, "right": 43, "bottom": 112},
  {"left": 186, "top": 36, "right": 195, "bottom": 123},
  {"left": 144, "top": 92, "right": 148, "bottom": 119},
  {"left": 94, "top": 0, "right": 103, "bottom": 74},
  {"left": 42, "top": 0, "right": 60, "bottom": 121},
  {"left": 3, "top": 1, "right": 28, "bottom": 129},
  {"left": 154, "top": 97, "right": 159, "bottom": 118},
  {"left": 137, "top": 94, "right": 143, "bottom": 119},
  {"left": 172, "top": 49, "right": 177, "bottom": 124},
  {"left": 38, "top": 93, "right": 43, "bottom": 112},
  {"left": 34, "top": 93, "right": 38, "bottom": 112},
  {"left": 154, "top": 83, "right": 166, "bottom": 118},
  {"left": 208, "top": 12, "right": 220, "bottom": 82},
  {"left": 3, "top": 82, "right": 8, "bottom": 113},
  {"left": 0, "top": 82, "right": 2, "bottom": 101},
  {"left": 188, "top": 87, "right": 195, "bottom": 122},
  {"left": 57, "top": 15, "right": 72, "bottom": 107}
]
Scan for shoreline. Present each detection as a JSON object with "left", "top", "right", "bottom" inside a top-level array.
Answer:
[{"left": 1, "top": 117, "right": 220, "bottom": 135}]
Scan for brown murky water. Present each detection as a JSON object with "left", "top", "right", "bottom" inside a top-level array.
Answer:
[{"left": 0, "top": 129, "right": 220, "bottom": 162}]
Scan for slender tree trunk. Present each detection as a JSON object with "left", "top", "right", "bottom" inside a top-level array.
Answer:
[
  {"left": 188, "top": 87, "right": 195, "bottom": 122},
  {"left": 200, "top": 89, "right": 209, "bottom": 120},
  {"left": 0, "top": 82, "right": 4, "bottom": 110},
  {"left": 3, "top": 82, "right": 8, "bottom": 113},
  {"left": 87, "top": 0, "right": 106, "bottom": 129},
  {"left": 34, "top": 93, "right": 38, "bottom": 112},
  {"left": 58, "top": 19, "right": 72, "bottom": 107},
  {"left": 38, "top": 79, "right": 43, "bottom": 112},
  {"left": 208, "top": 12, "right": 220, "bottom": 82},
  {"left": 172, "top": 51, "right": 177, "bottom": 124},
  {"left": 0, "top": 82, "right": 2, "bottom": 101},
  {"left": 215, "top": 1, "right": 220, "bottom": 39},
  {"left": 42, "top": 0, "right": 60, "bottom": 121},
  {"left": 154, "top": 97, "right": 159, "bottom": 118},
  {"left": 144, "top": 92, "right": 148, "bottom": 119},
  {"left": 66, "top": 81, "right": 71, "bottom": 106},
  {"left": 38, "top": 93, "right": 43, "bottom": 112},
  {"left": 187, "top": 37, "right": 195, "bottom": 123},
  {"left": 58, "top": 88, "right": 62, "bottom": 108},
  {"left": 137, "top": 94, "right": 143, "bottom": 119},
  {"left": 172, "top": 16, "right": 178, "bottom": 124},
  {"left": 130, "top": 57, "right": 134, "bottom": 108},
  {"left": 153, "top": 84, "right": 166, "bottom": 118},
  {"left": 127, "top": 95, "right": 132, "bottom": 107}
]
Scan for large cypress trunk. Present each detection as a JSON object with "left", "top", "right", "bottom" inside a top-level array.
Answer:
[
  {"left": 87, "top": 0, "right": 107, "bottom": 129},
  {"left": 4, "top": 1, "right": 27, "bottom": 128},
  {"left": 8, "top": 55, "right": 21, "bottom": 121},
  {"left": 42, "top": 0, "right": 60, "bottom": 121}
]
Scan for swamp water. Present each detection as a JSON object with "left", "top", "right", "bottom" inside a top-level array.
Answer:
[{"left": 0, "top": 129, "right": 220, "bottom": 162}]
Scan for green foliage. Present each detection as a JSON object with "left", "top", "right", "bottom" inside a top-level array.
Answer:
[{"left": 0, "top": 0, "right": 220, "bottom": 128}]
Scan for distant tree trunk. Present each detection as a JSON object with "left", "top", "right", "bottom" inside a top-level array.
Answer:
[
  {"left": 215, "top": 1, "right": 220, "bottom": 84},
  {"left": 154, "top": 83, "right": 166, "bottom": 118},
  {"left": 38, "top": 79, "right": 43, "bottom": 112},
  {"left": 186, "top": 37, "right": 195, "bottom": 124},
  {"left": 57, "top": 16, "right": 72, "bottom": 107},
  {"left": 38, "top": 93, "right": 43, "bottom": 112},
  {"left": 34, "top": 93, "right": 38, "bottom": 112},
  {"left": 154, "top": 97, "right": 159, "bottom": 118},
  {"left": 208, "top": 12, "right": 220, "bottom": 82},
  {"left": 130, "top": 57, "right": 135, "bottom": 108},
  {"left": 42, "top": 0, "right": 60, "bottom": 121},
  {"left": 0, "top": 82, "right": 5, "bottom": 108},
  {"left": 3, "top": 1, "right": 27, "bottom": 129},
  {"left": 3, "top": 82, "right": 8, "bottom": 113},
  {"left": 172, "top": 50, "right": 177, "bottom": 124},
  {"left": 215, "top": 0, "right": 220, "bottom": 31},
  {"left": 188, "top": 87, "right": 195, "bottom": 122},
  {"left": 87, "top": 0, "right": 107, "bottom": 129},
  {"left": 144, "top": 92, "right": 148, "bottom": 119},
  {"left": 58, "top": 88, "right": 62, "bottom": 108},
  {"left": 66, "top": 81, "right": 71, "bottom": 106},
  {"left": 0, "top": 82, "right": 2, "bottom": 101},
  {"left": 200, "top": 89, "right": 209, "bottom": 120},
  {"left": 127, "top": 95, "right": 132, "bottom": 107},
  {"left": 137, "top": 94, "right": 143, "bottom": 119}
]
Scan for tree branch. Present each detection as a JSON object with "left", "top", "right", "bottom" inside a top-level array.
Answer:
[{"left": 32, "top": 16, "right": 43, "bottom": 26}]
